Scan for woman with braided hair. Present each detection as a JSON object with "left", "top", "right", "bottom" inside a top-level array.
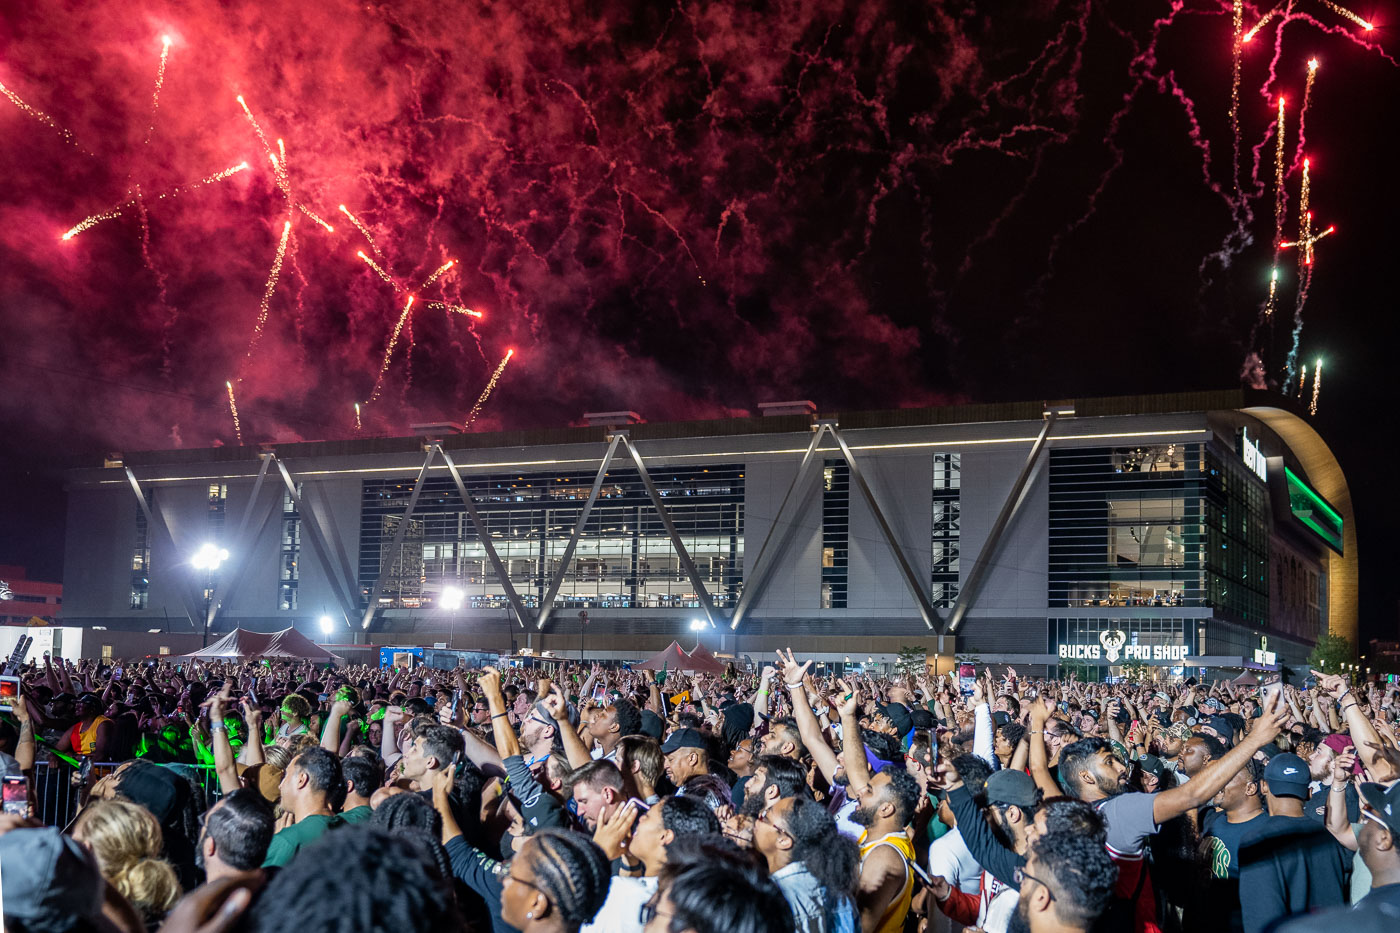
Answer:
[{"left": 501, "top": 829, "right": 612, "bottom": 933}]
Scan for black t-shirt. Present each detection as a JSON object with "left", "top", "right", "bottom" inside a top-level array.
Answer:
[
  {"left": 1238, "top": 814, "right": 1348, "bottom": 933},
  {"left": 1305, "top": 782, "right": 1361, "bottom": 825}
]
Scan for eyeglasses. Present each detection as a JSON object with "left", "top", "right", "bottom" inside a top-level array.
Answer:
[
  {"left": 1014, "top": 867, "right": 1056, "bottom": 901},
  {"left": 756, "top": 808, "right": 790, "bottom": 838}
]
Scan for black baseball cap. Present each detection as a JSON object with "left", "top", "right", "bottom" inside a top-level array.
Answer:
[
  {"left": 1263, "top": 753, "right": 1310, "bottom": 799},
  {"left": 1359, "top": 781, "right": 1400, "bottom": 836},
  {"left": 660, "top": 728, "right": 708, "bottom": 754},
  {"left": 985, "top": 769, "right": 1039, "bottom": 808},
  {"left": 1137, "top": 754, "right": 1167, "bottom": 781},
  {"left": 882, "top": 704, "right": 913, "bottom": 736}
]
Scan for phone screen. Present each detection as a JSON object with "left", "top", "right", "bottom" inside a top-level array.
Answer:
[
  {"left": 2, "top": 775, "right": 26, "bottom": 815},
  {"left": 0, "top": 675, "right": 19, "bottom": 712}
]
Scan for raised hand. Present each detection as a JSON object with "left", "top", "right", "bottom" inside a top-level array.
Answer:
[
  {"left": 835, "top": 679, "right": 861, "bottom": 718},
  {"left": 1311, "top": 670, "right": 1350, "bottom": 700},
  {"left": 593, "top": 798, "right": 640, "bottom": 860},
  {"left": 478, "top": 666, "right": 503, "bottom": 697},
  {"left": 1331, "top": 746, "right": 1357, "bottom": 785}
]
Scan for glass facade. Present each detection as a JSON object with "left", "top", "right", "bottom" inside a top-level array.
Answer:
[
  {"left": 1203, "top": 450, "right": 1270, "bottom": 628},
  {"left": 130, "top": 492, "right": 151, "bottom": 610},
  {"left": 279, "top": 486, "right": 301, "bottom": 610},
  {"left": 207, "top": 484, "right": 227, "bottom": 540},
  {"left": 1049, "top": 617, "right": 1195, "bottom": 675},
  {"left": 820, "top": 460, "right": 849, "bottom": 609},
  {"left": 359, "top": 465, "right": 744, "bottom": 611},
  {"left": 1049, "top": 445, "right": 1206, "bottom": 609},
  {"left": 931, "top": 453, "right": 960, "bottom": 608}
]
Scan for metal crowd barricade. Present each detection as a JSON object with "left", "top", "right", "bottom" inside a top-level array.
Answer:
[{"left": 30, "top": 760, "right": 224, "bottom": 828}]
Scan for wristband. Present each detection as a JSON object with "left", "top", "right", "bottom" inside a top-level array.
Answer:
[
  {"left": 210, "top": 722, "right": 227, "bottom": 732},
  {"left": 1340, "top": 703, "right": 1358, "bottom": 714},
  {"left": 492, "top": 712, "right": 509, "bottom": 720}
]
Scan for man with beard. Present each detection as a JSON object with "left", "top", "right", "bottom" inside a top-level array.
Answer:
[
  {"left": 1044, "top": 689, "right": 1287, "bottom": 933},
  {"left": 852, "top": 765, "right": 922, "bottom": 933},
  {"left": 739, "top": 755, "right": 811, "bottom": 818},
  {"left": 1180, "top": 733, "right": 1226, "bottom": 780},
  {"left": 932, "top": 769, "right": 1042, "bottom": 933},
  {"left": 1304, "top": 733, "right": 1361, "bottom": 825},
  {"left": 1008, "top": 830, "right": 1118, "bottom": 933}
]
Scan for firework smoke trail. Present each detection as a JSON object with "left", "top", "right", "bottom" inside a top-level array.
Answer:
[
  {"left": 357, "top": 251, "right": 397, "bottom": 287},
  {"left": 0, "top": 78, "right": 89, "bottom": 152},
  {"left": 1319, "top": 0, "right": 1373, "bottom": 30},
  {"left": 297, "top": 202, "right": 335, "bottom": 232},
  {"left": 1263, "top": 95, "right": 1287, "bottom": 321},
  {"left": 339, "top": 205, "right": 383, "bottom": 258},
  {"left": 1230, "top": 0, "right": 1245, "bottom": 207},
  {"left": 1309, "top": 359, "right": 1322, "bottom": 413},
  {"left": 368, "top": 296, "right": 415, "bottom": 403},
  {"left": 242, "top": 220, "right": 293, "bottom": 369},
  {"left": 420, "top": 260, "right": 456, "bottom": 289},
  {"left": 354, "top": 403, "right": 362, "bottom": 433},
  {"left": 1244, "top": 1, "right": 1288, "bottom": 44},
  {"left": 225, "top": 381, "right": 243, "bottom": 445},
  {"left": 61, "top": 162, "right": 250, "bottom": 240},
  {"left": 424, "top": 301, "right": 481, "bottom": 318},
  {"left": 1294, "top": 58, "right": 1319, "bottom": 172},
  {"left": 1280, "top": 159, "right": 1335, "bottom": 390},
  {"left": 463, "top": 349, "right": 515, "bottom": 429},
  {"left": 1273, "top": 96, "right": 1288, "bottom": 249},
  {"left": 235, "top": 95, "right": 275, "bottom": 161},
  {"left": 144, "top": 36, "right": 171, "bottom": 147}
]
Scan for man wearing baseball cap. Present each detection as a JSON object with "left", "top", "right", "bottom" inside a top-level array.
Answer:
[
  {"left": 1237, "top": 752, "right": 1349, "bottom": 932},
  {"left": 932, "top": 768, "right": 1041, "bottom": 933},
  {"left": 1273, "top": 780, "right": 1400, "bottom": 928},
  {"left": 1305, "top": 734, "right": 1362, "bottom": 825},
  {"left": 1353, "top": 781, "right": 1400, "bottom": 911}
]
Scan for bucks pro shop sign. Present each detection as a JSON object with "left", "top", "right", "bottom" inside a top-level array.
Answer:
[{"left": 1058, "top": 629, "right": 1189, "bottom": 663}]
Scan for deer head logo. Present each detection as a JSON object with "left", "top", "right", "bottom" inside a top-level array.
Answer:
[{"left": 1099, "top": 629, "right": 1127, "bottom": 663}]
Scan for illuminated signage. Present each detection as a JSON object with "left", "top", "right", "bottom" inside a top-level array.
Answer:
[
  {"left": 1058, "top": 637, "right": 1189, "bottom": 663},
  {"left": 1253, "top": 636, "right": 1276, "bottom": 666},
  {"left": 1240, "top": 428, "right": 1267, "bottom": 482},
  {"left": 1284, "top": 466, "right": 1344, "bottom": 554}
]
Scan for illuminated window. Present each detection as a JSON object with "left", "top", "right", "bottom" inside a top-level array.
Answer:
[{"left": 820, "top": 460, "right": 848, "bottom": 609}]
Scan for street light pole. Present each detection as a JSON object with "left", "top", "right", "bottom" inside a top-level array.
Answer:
[{"left": 191, "top": 543, "right": 229, "bottom": 648}]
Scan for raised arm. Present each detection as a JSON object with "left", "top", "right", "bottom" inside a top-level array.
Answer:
[
  {"left": 780, "top": 649, "right": 840, "bottom": 784},
  {"left": 202, "top": 683, "right": 241, "bottom": 796},
  {"left": 1315, "top": 670, "right": 1397, "bottom": 781},
  {"left": 1152, "top": 690, "right": 1286, "bottom": 824},
  {"left": 837, "top": 679, "right": 873, "bottom": 799},
  {"left": 750, "top": 666, "right": 776, "bottom": 720},
  {"left": 1026, "top": 698, "right": 1061, "bottom": 797},
  {"left": 12, "top": 696, "right": 36, "bottom": 772},
  {"left": 321, "top": 699, "right": 353, "bottom": 754},
  {"left": 544, "top": 684, "right": 593, "bottom": 769},
  {"left": 1324, "top": 749, "right": 1358, "bottom": 850}
]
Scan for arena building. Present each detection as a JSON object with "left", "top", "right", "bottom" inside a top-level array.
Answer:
[{"left": 58, "top": 390, "right": 1355, "bottom": 678}]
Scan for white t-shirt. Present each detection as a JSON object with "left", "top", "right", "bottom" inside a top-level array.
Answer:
[
  {"left": 581, "top": 874, "right": 656, "bottom": 933},
  {"left": 927, "top": 828, "right": 982, "bottom": 895}
]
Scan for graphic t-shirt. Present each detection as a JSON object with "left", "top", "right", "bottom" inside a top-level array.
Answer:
[{"left": 1203, "top": 808, "right": 1265, "bottom": 880}]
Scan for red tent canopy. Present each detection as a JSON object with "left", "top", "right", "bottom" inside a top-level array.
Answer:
[
  {"left": 635, "top": 641, "right": 697, "bottom": 672},
  {"left": 174, "top": 627, "right": 342, "bottom": 663},
  {"left": 685, "top": 643, "right": 728, "bottom": 675}
]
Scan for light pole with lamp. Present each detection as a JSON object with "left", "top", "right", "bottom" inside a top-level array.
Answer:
[
  {"left": 440, "top": 586, "right": 465, "bottom": 648},
  {"left": 192, "top": 543, "right": 229, "bottom": 647},
  {"left": 690, "top": 618, "right": 706, "bottom": 652},
  {"left": 318, "top": 614, "right": 335, "bottom": 641}
]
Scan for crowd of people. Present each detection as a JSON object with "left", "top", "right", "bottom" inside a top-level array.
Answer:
[{"left": 2, "top": 649, "right": 1400, "bottom": 933}]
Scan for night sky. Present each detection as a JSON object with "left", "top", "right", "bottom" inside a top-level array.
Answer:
[{"left": 1, "top": 2, "right": 1396, "bottom": 643}]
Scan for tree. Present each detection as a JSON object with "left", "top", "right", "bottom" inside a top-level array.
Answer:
[
  {"left": 896, "top": 646, "right": 927, "bottom": 680},
  {"left": 1306, "top": 633, "right": 1354, "bottom": 674},
  {"left": 1057, "top": 657, "right": 1099, "bottom": 682}
]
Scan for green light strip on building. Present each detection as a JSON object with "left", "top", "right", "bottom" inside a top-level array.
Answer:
[{"left": 1284, "top": 466, "right": 1344, "bottom": 553}]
